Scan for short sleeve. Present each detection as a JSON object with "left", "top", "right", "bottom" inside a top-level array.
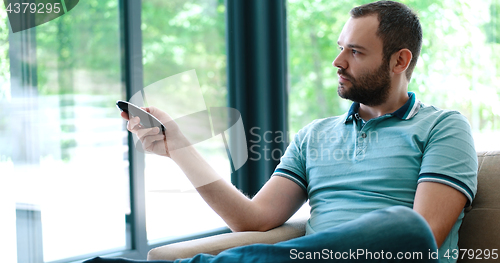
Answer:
[
  {"left": 272, "top": 129, "right": 308, "bottom": 193},
  {"left": 418, "top": 112, "right": 478, "bottom": 207}
]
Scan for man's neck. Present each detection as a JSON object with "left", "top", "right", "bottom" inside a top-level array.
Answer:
[{"left": 358, "top": 89, "right": 409, "bottom": 121}]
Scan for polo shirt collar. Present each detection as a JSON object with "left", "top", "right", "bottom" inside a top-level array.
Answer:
[{"left": 344, "top": 92, "right": 421, "bottom": 123}]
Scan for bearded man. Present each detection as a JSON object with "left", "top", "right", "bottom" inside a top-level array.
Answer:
[{"left": 87, "top": 1, "right": 476, "bottom": 262}]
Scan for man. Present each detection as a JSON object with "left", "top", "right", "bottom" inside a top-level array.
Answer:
[{"left": 87, "top": 1, "right": 477, "bottom": 262}]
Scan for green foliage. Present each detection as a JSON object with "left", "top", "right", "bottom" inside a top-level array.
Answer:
[
  {"left": 0, "top": 3, "right": 9, "bottom": 100},
  {"left": 36, "top": 0, "right": 121, "bottom": 95},
  {"left": 484, "top": 0, "right": 500, "bottom": 44},
  {"left": 142, "top": 0, "right": 227, "bottom": 109}
]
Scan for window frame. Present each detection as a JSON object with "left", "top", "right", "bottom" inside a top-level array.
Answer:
[{"left": 8, "top": 0, "right": 289, "bottom": 261}]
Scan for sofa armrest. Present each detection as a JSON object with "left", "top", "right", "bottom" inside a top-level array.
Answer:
[{"left": 147, "top": 218, "right": 307, "bottom": 261}]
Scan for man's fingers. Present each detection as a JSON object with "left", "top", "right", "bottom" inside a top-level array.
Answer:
[
  {"left": 127, "top": 117, "right": 141, "bottom": 132},
  {"left": 142, "top": 134, "right": 166, "bottom": 150},
  {"left": 142, "top": 106, "right": 174, "bottom": 124},
  {"left": 127, "top": 116, "right": 163, "bottom": 145},
  {"left": 137, "top": 127, "right": 160, "bottom": 140},
  {"left": 121, "top": 111, "right": 130, "bottom": 120}
]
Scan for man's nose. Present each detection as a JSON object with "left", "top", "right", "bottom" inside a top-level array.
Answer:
[{"left": 333, "top": 51, "right": 347, "bottom": 70}]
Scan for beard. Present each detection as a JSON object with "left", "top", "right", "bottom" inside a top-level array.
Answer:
[{"left": 337, "top": 59, "right": 391, "bottom": 106}]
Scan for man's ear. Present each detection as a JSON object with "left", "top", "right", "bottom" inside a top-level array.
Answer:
[{"left": 391, "top": 49, "right": 412, "bottom": 75}]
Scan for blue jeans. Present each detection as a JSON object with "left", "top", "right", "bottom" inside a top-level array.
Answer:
[{"left": 85, "top": 206, "right": 438, "bottom": 263}]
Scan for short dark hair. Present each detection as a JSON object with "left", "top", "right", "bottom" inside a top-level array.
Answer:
[{"left": 350, "top": 1, "right": 422, "bottom": 81}]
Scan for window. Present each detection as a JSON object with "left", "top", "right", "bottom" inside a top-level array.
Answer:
[
  {"left": 141, "top": 0, "right": 229, "bottom": 243},
  {"left": 1, "top": 0, "right": 231, "bottom": 261},
  {"left": 287, "top": 0, "right": 500, "bottom": 152},
  {"left": 1, "top": 1, "right": 128, "bottom": 262}
]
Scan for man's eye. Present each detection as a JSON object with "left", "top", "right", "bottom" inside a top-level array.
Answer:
[
  {"left": 352, "top": 49, "right": 358, "bottom": 55},
  {"left": 338, "top": 46, "right": 343, "bottom": 51}
]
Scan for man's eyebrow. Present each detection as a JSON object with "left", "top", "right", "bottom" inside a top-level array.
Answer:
[{"left": 337, "top": 41, "right": 368, "bottom": 51}]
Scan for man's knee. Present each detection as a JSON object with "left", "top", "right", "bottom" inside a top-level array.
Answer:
[
  {"left": 372, "top": 206, "right": 436, "bottom": 248},
  {"left": 383, "top": 206, "right": 431, "bottom": 230}
]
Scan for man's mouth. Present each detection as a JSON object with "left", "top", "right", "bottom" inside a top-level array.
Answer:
[{"left": 338, "top": 75, "right": 350, "bottom": 83}]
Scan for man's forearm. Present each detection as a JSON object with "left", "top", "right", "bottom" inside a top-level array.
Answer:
[
  {"left": 169, "top": 144, "right": 222, "bottom": 188},
  {"left": 169, "top": 145, "right": 264, "bottom": 232}
]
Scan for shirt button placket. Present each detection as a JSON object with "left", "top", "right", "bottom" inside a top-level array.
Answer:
[{"left": 356, "top": 132, "right": 365, "bottom": 156}]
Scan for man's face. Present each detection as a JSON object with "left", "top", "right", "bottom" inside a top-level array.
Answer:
[{"left": 333, "top": 15, "right": 391, "bottom": 106}]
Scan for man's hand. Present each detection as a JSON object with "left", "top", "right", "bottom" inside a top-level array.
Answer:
[{"left": 121, "top": 106, "right": 189, "bottom": 158}]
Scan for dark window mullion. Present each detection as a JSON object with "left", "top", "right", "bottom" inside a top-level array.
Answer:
[{"left": 118, "top": 0, "right": 148, "bottom": 259}]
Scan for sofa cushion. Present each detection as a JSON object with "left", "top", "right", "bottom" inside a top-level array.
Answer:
[{"left": 458, "top": 151, "right": 500, "bottom": 262}]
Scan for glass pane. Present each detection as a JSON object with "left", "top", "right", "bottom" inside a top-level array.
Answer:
[
  {"left": 0, "top": 3, "right": 15, "bottom": 263},
  {"left": 0, "top": 1, "right": 129, "bottom": 262},
  {"left": 141, "top": 0, "right": 229, "bottom": 242},
  {"left": 287, "top": 0, "right": 500, "bottom": 151}
]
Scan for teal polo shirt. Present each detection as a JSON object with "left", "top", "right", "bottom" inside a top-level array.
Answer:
[{"left": 273, "top": 92, "right": 477, "bottom": 262}]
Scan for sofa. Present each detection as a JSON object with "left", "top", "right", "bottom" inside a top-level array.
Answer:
[{"left": 148, "top": 151, "right": 500, "bottom": 262}]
